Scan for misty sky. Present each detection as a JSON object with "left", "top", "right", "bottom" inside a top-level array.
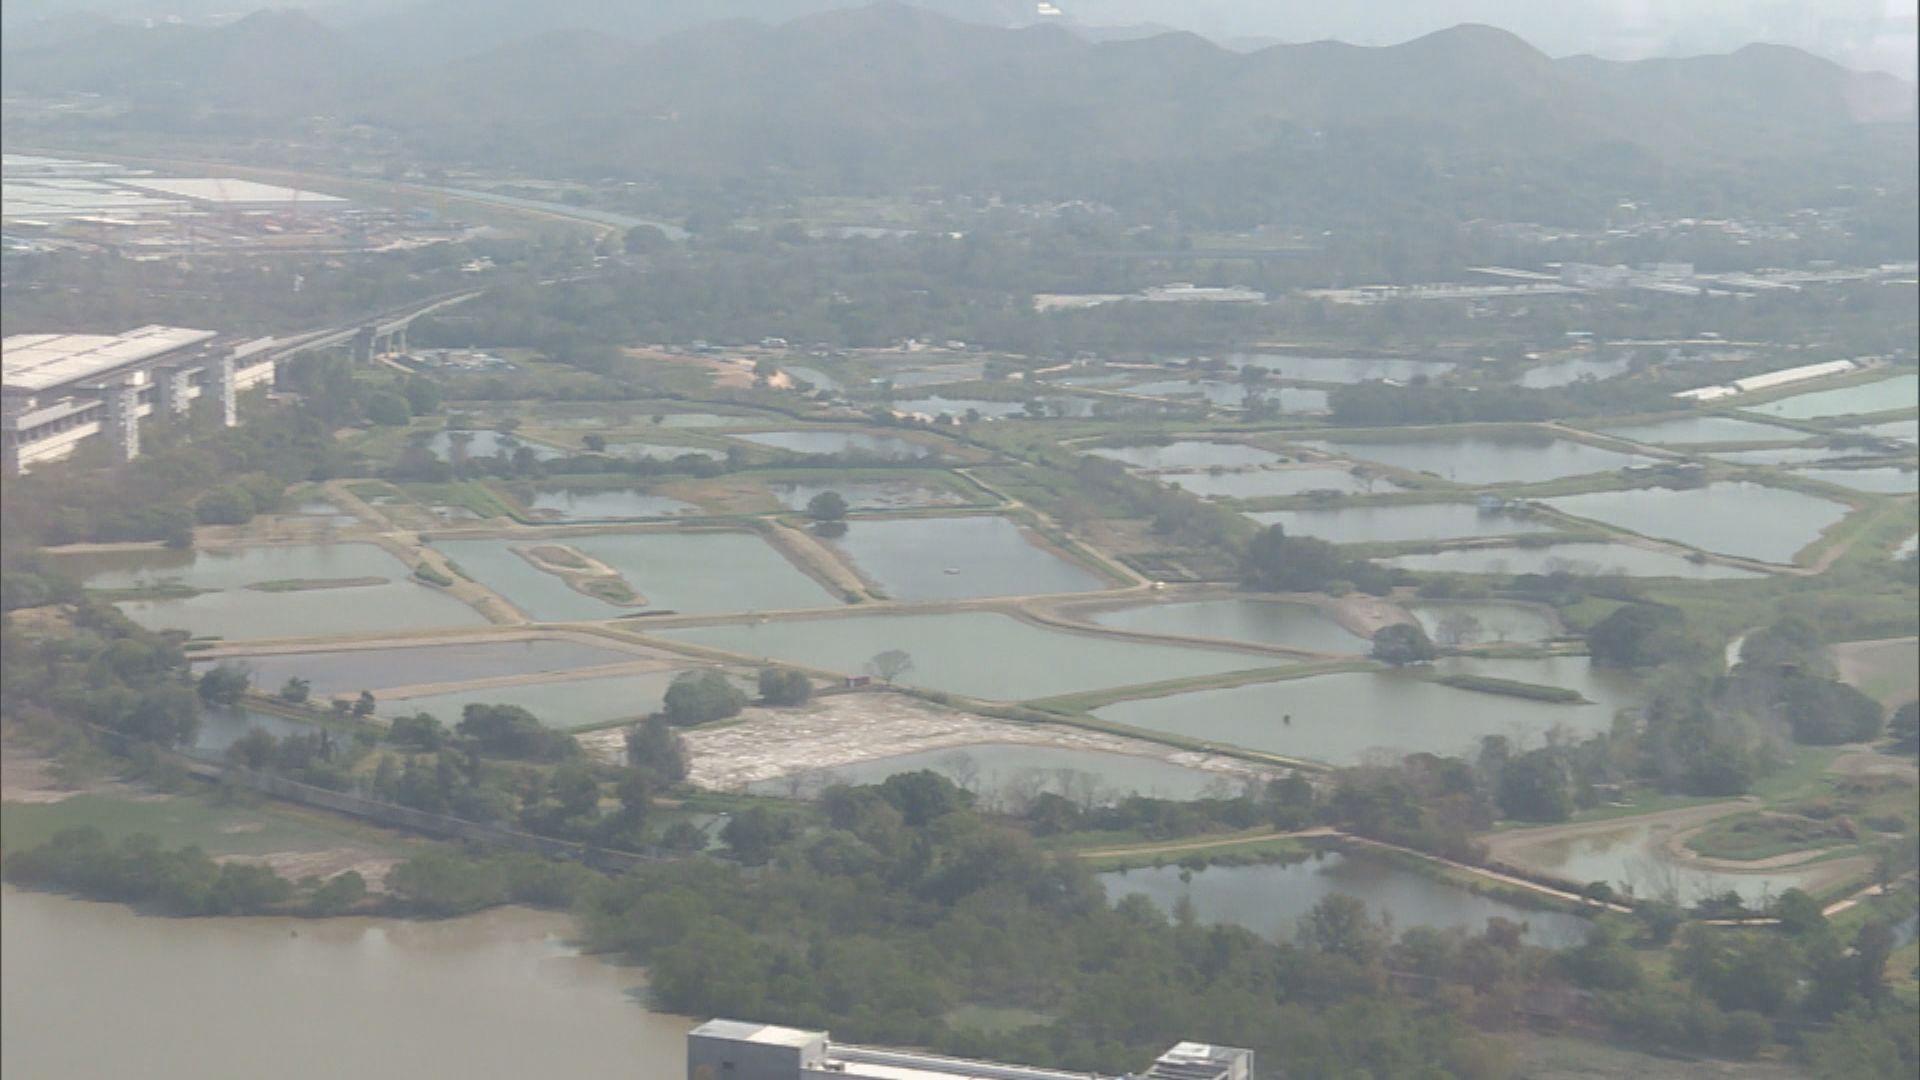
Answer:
[{"left": 1076, "top": 0, "right": 1918, "bottom": 76}]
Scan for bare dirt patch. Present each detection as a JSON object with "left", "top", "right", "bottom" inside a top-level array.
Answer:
[
  {"left": 1831, "top": 636, "right": 1919, "bottom": 709},
  {"left": 219, "top": 849, "right": 401, "bottom": 891},
  {"left": 629, "top": 691, "right": 1277, "bottom": 793}
]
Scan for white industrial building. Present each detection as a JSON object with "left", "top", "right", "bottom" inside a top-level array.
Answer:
[
  {"left": 111, "top": 177, "right": 348, "bottom": 213},
  {"left": 1674, "top": 359, "right": 1858, "bottom": 402},
  {"left": 686, "top": 1020, "right": 1254, "bottom": 1080},
  {"left": 1, "top": 326, "right": 277, "bottom": 475}
]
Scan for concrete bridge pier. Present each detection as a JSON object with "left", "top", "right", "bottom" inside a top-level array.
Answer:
[
  {"left": 158, "top": 366, "right": 196, "bottom": 417},
  {"left": 105, "top": 380, "right": 141, "bottom": 464},
  {"left": 216, "top": 354, "right": 238, "bottom": 427}
]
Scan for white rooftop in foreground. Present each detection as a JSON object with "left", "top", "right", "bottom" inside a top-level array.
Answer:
[
  {"left": 114, "top": 177, "right": 346, "bottom": 205},
  {"left": 689, "top": 1019, "right": 822, "bottom": 1047},
  {"left": 3, "top": 326, "right": 216, "bottom": 393}
]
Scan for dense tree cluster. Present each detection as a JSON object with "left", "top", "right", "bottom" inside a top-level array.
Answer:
[
  {"left": 661, "top": 670, "right": 749, "bottom": 726},
  {"left": 0, "top": 599, "right": 200, "bottom": 748}
]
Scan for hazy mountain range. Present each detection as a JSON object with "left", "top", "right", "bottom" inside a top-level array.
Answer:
[{"left": 5, "top": 3, "right": 1914, "bottom": 224}]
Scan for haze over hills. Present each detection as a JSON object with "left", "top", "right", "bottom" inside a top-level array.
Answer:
[{"left": 4, "top": 3, "right": 1914, "bottom": 226}]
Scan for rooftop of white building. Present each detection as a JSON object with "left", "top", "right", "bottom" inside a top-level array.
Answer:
[{"left": 2, "top": 326, "right": 217, "bottom": 394}]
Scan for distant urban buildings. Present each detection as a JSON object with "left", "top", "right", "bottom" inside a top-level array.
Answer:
[{"left": 686, "top": 1019, "right": 1254, "bottom": 1080}]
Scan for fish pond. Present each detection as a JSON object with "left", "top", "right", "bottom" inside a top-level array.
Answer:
[
  {"left": 524, "top": 488, "right": 699, "bottom": 521},
  {"left": 1297, "top": 432, "right": 1646, "bottom": 486},
  {"left": 1383, "top": 543, "right": 1764, "bottom": 579},
  {"left": 60, "top": 543, "right": 487, "bottom": 640},
  {"left": 733, "top": 430, "right": 940, "bottom": 459},
  {"left": 1231, "top": 354, "right": 1457, "bottom": 384},
  {"left": 1849, "top": 417, "right": 1918, "bottom": 444},
  {"left": 1161, "top": 466, "right": 1379, "bottom": 500},
  {"left": 1791, "top": 466, "right": 1918, "bottom": 495},
  {"left": 884, "top": 362, "right": 986, "bottom": 388},
  {"left": 1742, "top": 373, "right": 1919, "bottom": 420},
  {"left": 381, "top": 669, "right": 696, "bottom": 730},
  {"left": 828, "top": 516, "right": 1107, "bottom": 601},
  {"left": 1086, "top": 441, "right": 1284, "bottom": 470},
  {"left": 420, "top": 430, "right": 562, "bottom": 462},
  {"left": 771, "top": 479, "right": 968, "bottom": 512},
  {"left": 1407, "top": 601, "right": 1562, "bottom": 645},
  {"left": 1543, "top": 481, "right": 1850, "bottom": 564},
  {"left": 1707, "top": 444, "right": 1865, "bottom": 466},
  {"left": 750, "top": 743, "right": 1245, "bottom": 804},
  {"left": 1245, "top": 502, "right": 1557, "bottom": 545},
  {"left": 432, "top": 532, "right": 836, "bottom": 620},
  {"left": 1093, "top": 657, "right": 1638, "bottom": 766},
  {"left": 1100, "top": 851, "right": 1591, "bottom": 947},
  {"left": 189, "top": 707, "right": 325, "bottom": 757},
  {"left": 192, "top": 638, "right": 635, "bottom": 696},
  {"left": 596, "top": 442, "right": 723, "bottom": 462},
  {"left": 651, "top": 611, "right": 1271, "bottom": 701},
  {"left": 1592, "top": 414, "right": 1799, "bottom": 446},
  {"left": 1084, "top": 598, "right": 1368, "bottom": 654},
  {"left": 1127, "top": 380, "right": 1328, "bottom": 413},
  {"left": 1501, "top": 821, "right": 1832, "bottom": 905}
]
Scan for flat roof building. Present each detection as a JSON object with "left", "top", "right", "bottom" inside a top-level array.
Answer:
[
  {"left": 3, "top": 326, "right": 219, "bottom": 395},
  {"left": 112, "top": 177, "right": 347, "bottom": 211},
  {"left": 2, "top": 325, "right": 273, "bottom": 475},
  {"left": 686, "top": 1020, "right": 1253, "bottom": 1080}
]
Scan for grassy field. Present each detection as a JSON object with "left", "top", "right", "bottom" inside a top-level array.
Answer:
[{"left": 1, "top": 789, "right": 418, "bottom": 860}]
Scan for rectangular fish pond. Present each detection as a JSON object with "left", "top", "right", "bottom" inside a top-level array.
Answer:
[
  {"left": 1382, "top": 543, "right": 1764, "bottom": 580},
  {"left": 1245, "top": 502, "right": 1558, "bottom": 545},
  {"left": 1092, "top": 656, "right": 1639, "bottom": 767},
  {"left": 1295, "top": 432, "right": 1649, "bottom": 486},
  {"left": 732, "top": 430, "right": 943, "bottom": 460},
  {"left": 430, "top": 531, "right": 837, "bottom": 620},
  {"left": 58, "top": 543, "right": 488, "bottom": 640},
  {"left": 651, "top": 610, "right": 1275, "bottom": 701},
  {"left": 191, "top": 638, "right": 638, "bottom": 696},
  {"left": 1082, "top": 598, "right": 1370, "bottom": 655},
  {"left": 1100, "top": 851, "right": 1591, "bottom": 947},
  {"left": 1543, "top": 481, "right": 1851, "bottom": 565},
  {"left": 827, "top": 516, "right": 1108, "bottom": 601}
]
